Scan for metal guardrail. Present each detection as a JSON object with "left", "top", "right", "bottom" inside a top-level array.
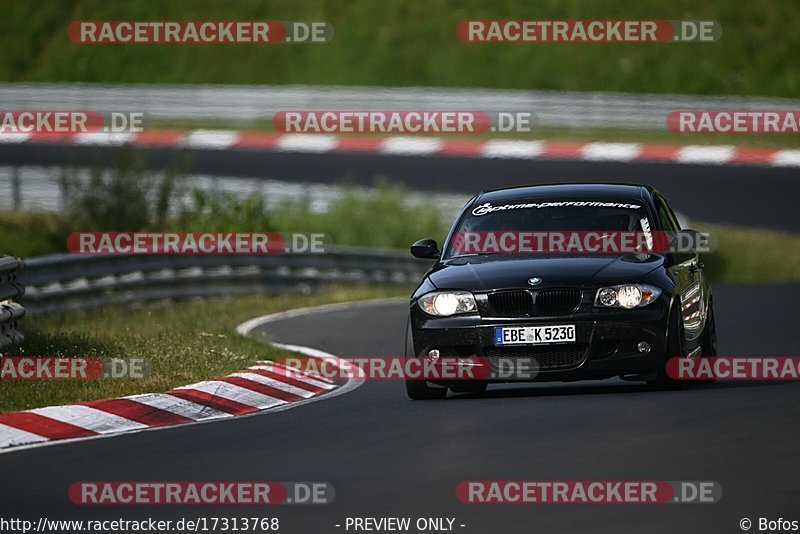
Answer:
[
  {"left": 2, "top": 83, "right": 799, "bottom": 130},
  {"left": 18, "top": 248, "right": 428, "bottom": 315},
  {"left": 0, "top": 256, "right": 25, "bottom": 351}
]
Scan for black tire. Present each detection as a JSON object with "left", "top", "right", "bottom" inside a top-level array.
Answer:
[
  {"left": 648, "top": 299, "right": 688, "bottom": 390},
  {"left": 701, "top": 301, "right": 718, "bottom": 357},
  {"left": 405, "top": 377, "right": 448, "bottom": 400},
  {"left": 404, "top": 318, "right": 447, "bottom": 400},
  {"left": 698, "top": 301, "right": 718, "bottom": 384}
]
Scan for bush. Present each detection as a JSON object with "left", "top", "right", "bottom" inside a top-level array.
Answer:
[
  {"left": 58, "top": 150, "right": 182, "bottom": 231},
  {"left": 269, "top": 181, "right": 448, "bottom": 248}
]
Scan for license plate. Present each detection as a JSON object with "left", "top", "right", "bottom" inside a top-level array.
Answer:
[{"left": 494, "top": 325, "right": 576, "bottom": 345}]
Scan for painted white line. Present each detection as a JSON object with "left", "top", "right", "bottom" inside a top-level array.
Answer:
[
  {"left": 229, "top": 372, "right": 315, "bottom": 398},
  {"left": 379, "top": 137, "right": 442, "bottom": 155},
  {"left": 235, "top": 300, "right": 407, "bottom": 397},
  {"left": 275, "top": 134, "right": 337, "bottom": 152},
  {"left": 122, "top": 393, "right": 230, "bottom": 421},
  {"left": 74, "top": 132, "right": 134, "bottom": 146},
  {"left": 29, "top": 405, "right": 149, "bottom": 434},
  {"left": 271, "top": 342, "right": 365, "bottom": 382},
  {"left": 0, "top": 424, "right": 48, "bottom": 448},
  {"left": 771, "top": 149, "right": 800, "bottom": 167},
  {"left": 236, "top": 298, "right": 406, "bottom": 336},
  {"left": 481, "top": 140, "right": 544, "bottom": 159},
  {"left": 254, "top": 361, "right": 336, "bottom": 385},
  {"left": 183, "top": 129, "right": 239, "bottom": 149},
  {"left": 249, "top": 364, "right": 336, "bottom": 389},
  {"left": 258, "top": 358, "right": 337, "bottom": 382},
  {"left": 677, "top": 145, "right": 735, "bottom": 165},
  {"left": 582, "top": 142, "right": 641, "bottom": 162},
  {"left": 173, "top": 381, "right": 287, "bottom": 409}
]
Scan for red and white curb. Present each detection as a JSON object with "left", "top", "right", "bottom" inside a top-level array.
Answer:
[
  {"left": 0, "top": 303, "right": 368, "bottom": 453},
  {"left": 1, "top": 129, "right": 798, "bottom": 167}
]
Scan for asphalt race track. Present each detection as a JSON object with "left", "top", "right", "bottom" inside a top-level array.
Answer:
[
  {"left": 1, "top": 283, "right": 799, "bottom": 533},
  {"left": 2, "top": 143, "right": 800, "bottom": 231}
]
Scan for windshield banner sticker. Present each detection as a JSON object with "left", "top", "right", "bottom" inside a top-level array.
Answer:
[{"left": 472, "top": 201, "right": 642, "bottom": 216}]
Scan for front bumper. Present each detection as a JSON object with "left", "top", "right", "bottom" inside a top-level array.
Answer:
[{"left": 409, "top": 296, "right": 670, "bottom": 383}]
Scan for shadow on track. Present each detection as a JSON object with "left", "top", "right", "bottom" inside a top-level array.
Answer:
[{"left": 447, "top": 378, "right": 792, "bottom": 400}]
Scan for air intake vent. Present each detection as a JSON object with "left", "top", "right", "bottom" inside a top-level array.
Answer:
[
  {"left": 485, "top": 344, "right": 588, "bottom": 371},
  {"left": 488, "top": 291, "right": 532, "bottom": 316},
  {"left": 535, "top": 289, "right": 582, "bottom": 316}
]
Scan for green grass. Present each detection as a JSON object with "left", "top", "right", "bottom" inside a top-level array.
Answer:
[
  {"left": 0, "top": 286, "right": 409, "bottom": 413},
  {"left": 0, "top": 0, "right": 798, "bottom": 97},
  {"left": 699, "top": 225, "right": 800, "bottom": 283},
  {"left": 0, "top": 211, "right": 71, "bottom": 258}
]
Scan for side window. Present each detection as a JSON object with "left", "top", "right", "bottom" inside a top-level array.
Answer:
[{"left": 655, "top": 194, "right": 680, "bottom": 236}]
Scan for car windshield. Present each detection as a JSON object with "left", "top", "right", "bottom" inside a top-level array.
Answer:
[{"left": 445, "top": 198, "right": 654, "bottom": 258}]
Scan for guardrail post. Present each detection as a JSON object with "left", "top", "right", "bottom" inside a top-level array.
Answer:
[{"left": 11, "top": 167, "right": 21, "bottom": 210}]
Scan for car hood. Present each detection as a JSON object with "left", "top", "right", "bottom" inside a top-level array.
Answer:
[{"left": 427, "top": 254, "right": 664, "bottom": 291}]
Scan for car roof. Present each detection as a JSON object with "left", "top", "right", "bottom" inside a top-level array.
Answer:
[{"left": 475, "top": 183, "right": 654, "bottom": 204}]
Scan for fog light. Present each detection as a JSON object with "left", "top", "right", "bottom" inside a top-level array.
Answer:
[
  {"left": 637, "top": 342, "right": 651, "bottom": 354},
  {"left": 426, "top": 349, "right": 440, "bottom": 363}
]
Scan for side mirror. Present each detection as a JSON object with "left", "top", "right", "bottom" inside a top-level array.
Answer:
[
  {"left": 671, "top": 228, "right": 707, "bottom": 253},
  {"left": 410, "top": 238, "right": 441, "bottom": 259}
]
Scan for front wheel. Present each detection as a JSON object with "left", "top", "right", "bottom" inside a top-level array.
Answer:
[
  {"left": 647, "top": 300, "right": 688, "bottom": 390},
  {"left": 698, "top": 300, "right": 718, "bottom": 384},
  {"left": 701, "top": 301, "right": 717, "bottom": 356},
  {"left": 405, "top": 377, "right": 448, "bottom": 400},
  {"left": 404, "top": 319, "right": 447, "bottom": 400}
]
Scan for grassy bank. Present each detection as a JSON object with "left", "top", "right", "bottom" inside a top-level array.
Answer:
[
  {"left": 0, "top": 286, "right": 408, "bottom": 413},
  {"left": 1, "top": 0, "right": 798, "bottom": 97},
  {"left": 0, "top": 178, "right": 448, "bottom": 257},
  {"left": 698, "top": 225, "right": 800, "bottom": 283}
]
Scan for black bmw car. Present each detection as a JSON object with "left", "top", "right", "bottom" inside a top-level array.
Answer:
[{"left": 405, "top": 183, "right": 716, "bottom": 399}]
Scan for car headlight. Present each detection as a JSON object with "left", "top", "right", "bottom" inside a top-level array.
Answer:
[
  {"left": 594, "top": 284, "right": 662, "bottom": 309},
  {"left": 418, "top": 291, "right": 477, "bottom": 316}
]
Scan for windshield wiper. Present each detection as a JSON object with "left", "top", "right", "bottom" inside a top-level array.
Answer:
[{"left": 448, "top": 252, "right": 505, "bottom": 259}]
